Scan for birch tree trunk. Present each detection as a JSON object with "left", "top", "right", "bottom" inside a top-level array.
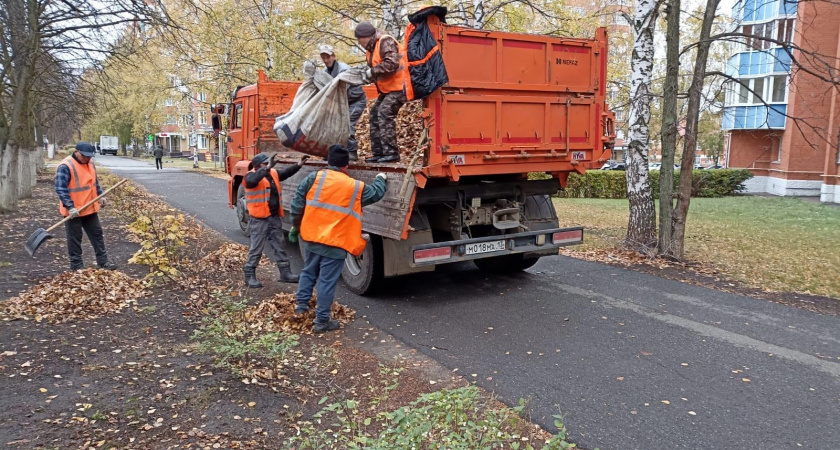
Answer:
[
  {"left": 624, "top": 0, "right": 659, "bottom": 252},
  {"left": 473, "top": 0, "right": 486, "bottom": 29},
  {"left": 658, "top": 0, "right": 680, "bottom": 256},
  {"left": 670, "top": 0, "right": 721, "bottom": 258}
]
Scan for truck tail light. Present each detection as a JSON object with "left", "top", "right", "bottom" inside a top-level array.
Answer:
[
  {"left": 413, "top": 247, "right": 451, "bottom": 264},
  {"left": 553, "top": 230, "right": 583, "bottom": 245}
]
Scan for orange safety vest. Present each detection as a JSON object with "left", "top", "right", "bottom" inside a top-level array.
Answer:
[
  {"left": 366, "top": 34, "right": 406, "bottom": 94},
  {"left": 244, "top": 168, "right": 284, "bottom": 219},
  {"left": 58, "top": 155, "right": 100, "bottom": 218},
  {"left": 300, "top": 170, "right": 366, "bottom": 256}
]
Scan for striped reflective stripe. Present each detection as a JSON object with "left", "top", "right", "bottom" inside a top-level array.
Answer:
[
  {"left": 245, "top": 188, "right": 270, "bottom": 203},
  {"left": 305, "top": 171, "right": 362, "bottom": 221},
  {"left": 66, "top": 161, "right": 91, "bottom": 192}
]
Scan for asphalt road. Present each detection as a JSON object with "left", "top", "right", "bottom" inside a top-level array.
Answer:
[{"left": 100, "top": 155, "right": 840, "bottom": 450}]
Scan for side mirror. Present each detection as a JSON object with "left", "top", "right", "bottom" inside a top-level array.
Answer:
[{"left": 212, "top": 114, "right": 221, "bottom": 133}]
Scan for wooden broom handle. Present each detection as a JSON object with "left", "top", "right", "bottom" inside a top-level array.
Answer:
[{"left": 47, "top": 178, "right": 129, "bottom": 233}]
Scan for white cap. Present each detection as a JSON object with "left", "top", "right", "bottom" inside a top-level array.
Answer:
[{"left": 318, "top": 44, "right": 335, "bottom": 55}]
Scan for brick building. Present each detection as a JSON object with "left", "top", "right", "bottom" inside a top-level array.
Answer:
[{"left": 722, "top": 0, "right": 840, "bottom": 203}]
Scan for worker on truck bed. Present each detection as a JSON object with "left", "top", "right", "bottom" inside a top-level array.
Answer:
[
  {"left": 355, "top": 21, "right": 406, "bottom": 164},
  {"left": 54, "top": 142, "right": 118, "bottom": 271},
  {"left": 319, "top": 44, "right": 367, "bottom": 162},
  {"left": 288, "top": 145, "right": 387, "bottom": 333},
  {"left": 242, "top": 152, "right": 309, "bottom": 288}
]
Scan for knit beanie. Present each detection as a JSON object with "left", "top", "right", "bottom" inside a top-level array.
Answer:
[
  {"left": 249, "top": 153, "right": 269, "bottom": 170},
  {"left": 354, "top": 21, "right": 376, "bottom": 38},
  {"left": 328, "top": 145, "right": 350, "bottom": 167}
]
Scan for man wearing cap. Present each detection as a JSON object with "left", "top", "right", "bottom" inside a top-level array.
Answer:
[
  {"left": 288, "top": 145, "right": 387, "bottom": 333},
  {"left": 319, "top": 44, "right": 368, "bottom": 162},
  {"left": 54, "top": 142, "right": 117, "bottom": 271},
  {"left": 354, "top": 21, "right": 406, "bottom": 164},
  {"left": 242, "top": 152, "right": 309, "bottom": 288}
]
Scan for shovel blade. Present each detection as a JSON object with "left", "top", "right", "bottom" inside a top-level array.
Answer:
[{"left": 25, "top": 228, "right": 54, "bottom": 257}]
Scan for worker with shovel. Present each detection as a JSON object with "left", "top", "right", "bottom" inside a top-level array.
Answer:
[{"left": 54, "top": 142, "right": 118, "bottom": 271}]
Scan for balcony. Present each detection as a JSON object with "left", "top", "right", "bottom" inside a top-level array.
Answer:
[
  {"left": 729, "top": 48, "right": 791, "bottom": 77},
  {"left": 722, "top": 105, "right": 787, "bottom": 130}
]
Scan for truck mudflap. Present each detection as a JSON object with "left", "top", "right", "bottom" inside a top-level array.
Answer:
[{"left": 410, "top": 227, "right": 584, "bottom": 266}]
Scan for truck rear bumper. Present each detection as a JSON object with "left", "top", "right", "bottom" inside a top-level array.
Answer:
[{"left": 410, "top": 227, "right": 583, "bottom": 267}]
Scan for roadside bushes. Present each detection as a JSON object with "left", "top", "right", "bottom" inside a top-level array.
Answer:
[{"left": 557, "top": 169, "right": 753, "bottom": 199}]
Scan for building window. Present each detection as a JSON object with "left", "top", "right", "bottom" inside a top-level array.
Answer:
[
  {"left": 165, "top": 115, "right": 176, "bottom": 125},
  {"left": 774, "top": 137, "right": 782, "bottom": 163},
  {"left": 198, "top": 110, "right": 207, "bottom": 125},
  {"left": 197, "top": 134, "right": 208, "bottom": 150},
  {"left": 752, "top": 78, "right": 765, "bottom": 103},
  {"left": 163, "top": 98, "right": 174, "bottom": 106},
  {"left": 197, "top": 92, "right": 206, "bottom": 102},
  {"left": 776, "top": 18, "right": 794, "bottom": 45},
  {"left": 770, "top": 75, "right": 787, "bottom": 102},
  {"left": 730, "top": 76, "right": 788, "bottom": 106}
]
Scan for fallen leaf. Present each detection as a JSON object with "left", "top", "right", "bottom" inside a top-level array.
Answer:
[{"left": 661, "top": 400, "right": 670, "bottom": 405}]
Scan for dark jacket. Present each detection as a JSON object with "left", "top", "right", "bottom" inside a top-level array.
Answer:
[
  {"left": 326, "top": 61, "right": 367, "bottom": 105},
  {"left": 244, "top": 164, "right": 302, "bottom": 217},
  {"left": 153, "top": 147, "right": 164, "bottom": 158}
]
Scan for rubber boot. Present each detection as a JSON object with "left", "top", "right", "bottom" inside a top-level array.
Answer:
[
  {"left": 277, "top": 262, "right": 300, "bottom": 283},
  {"left": 243, "top": 266, "right": 263, "bottom": 288}
]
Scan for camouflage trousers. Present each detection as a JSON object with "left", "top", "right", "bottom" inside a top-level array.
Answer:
[
  {"left": 347, "top": 98, "right": 367, "bottom": 153},
  {"left": 369, "top": 91, "right": 407, "bottom": 157}
]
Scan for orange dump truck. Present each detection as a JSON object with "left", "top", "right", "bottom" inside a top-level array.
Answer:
[{"left": 218, "top": 21, "right": 614, "bottom": 294}]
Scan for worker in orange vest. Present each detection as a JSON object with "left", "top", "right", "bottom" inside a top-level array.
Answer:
[
  {"left": 355, "top": 21, "right": 406, "bottom": 164},
  {"left": 242, "top": 152, "right": 309, "bottom": 288},
  {"left": 54, "top": 142, "right": 117, "bottom": 271},
  {"left": 288, "top": 145, "right": 387, "bottom": 333}
]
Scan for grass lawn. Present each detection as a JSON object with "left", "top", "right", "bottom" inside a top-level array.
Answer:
[{"left": 554, "top": 196, "right": 840, "bottom": 299}]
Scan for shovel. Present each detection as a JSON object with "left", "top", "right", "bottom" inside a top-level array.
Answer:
[{"left": 25, "top": 178, "right": 129, "bottom": 256}]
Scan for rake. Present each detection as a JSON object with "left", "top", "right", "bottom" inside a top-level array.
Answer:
[{"left": 25, "top": 178, "right": 129, "bottom": 256}]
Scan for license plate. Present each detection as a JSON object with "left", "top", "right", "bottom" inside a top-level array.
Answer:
[{"left": 465, "top": 240, "right": 506, "bottom": 255}]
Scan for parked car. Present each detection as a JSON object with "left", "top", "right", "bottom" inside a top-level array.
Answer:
[
  {"left": 604, "top": 162, "right": 626, "bottom": 170},
  {"left": 649, "top": 163, "right": 662, "bottom": 170}
]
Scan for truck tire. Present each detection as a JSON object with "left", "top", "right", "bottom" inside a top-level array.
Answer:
[
  {"left": 236, "top": 184, "right": 251, "bottom": 237},
  {"left": 474, "top": 254, "right": 540, "bottom": 274},
  {"left": 341, "top": 234, "right": 382, "bottom": 296}
]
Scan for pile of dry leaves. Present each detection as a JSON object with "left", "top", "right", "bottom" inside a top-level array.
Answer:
[
  {"left": 244, "top": 292, "right": 356, "bottom": 335},
  {"left": 356, "top": 100, "right": 428, "bottom": 161},
  {"left": 197, "top": 242, "right": 266, "bottom": 274},
  {"left": 1, "top": 269, "right": 147, "bottom": 323}
]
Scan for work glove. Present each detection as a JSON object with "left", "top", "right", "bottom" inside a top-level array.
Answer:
[
  {"left": 269, "top": 154, "right": 280, "bottom": 168},
  {"left": 375, "top": 172, "right": 387, "bottom": 181},
  {"left": 99, "top": 197, "right": 107, "bottom": 208},
  {"left": 362, "top": 67, "right": 374, "bottom": 84},
  {"left": 288, "top": 226, "right": 299, "bottom": 243},
  {"left": 298, "top": 155, "right": 311, "bottom": 166},
  {"left": 68, "top": 208, "right": 80, "bottom": 219}
]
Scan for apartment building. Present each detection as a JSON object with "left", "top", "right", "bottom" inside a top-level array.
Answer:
[{"left": 722, "top": 0, "right": 840, "bottom": 202}]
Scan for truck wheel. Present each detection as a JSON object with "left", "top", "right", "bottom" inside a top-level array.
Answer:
[
  {"left": 474, "top": 254, "right": 540, "bottom": 274},
  {"left": 341, "top": 234, "right": 382, "bottom": 296},
  {"left": 236, "top": 184, "right": 251, "bottom": 237}
]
